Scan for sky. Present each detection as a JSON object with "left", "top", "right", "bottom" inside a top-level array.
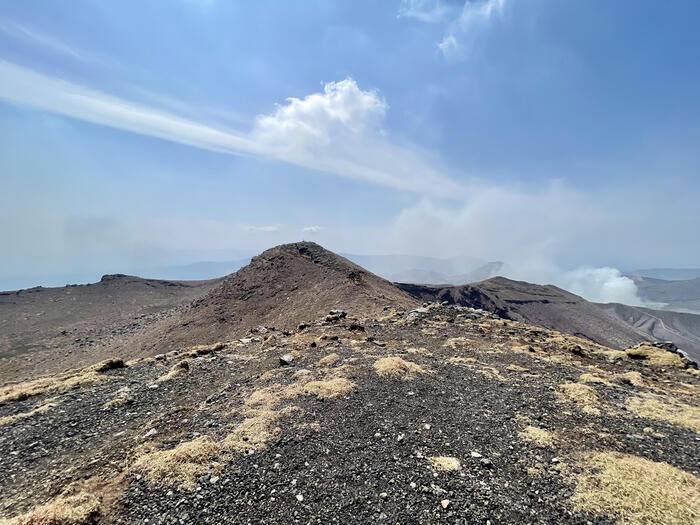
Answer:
[{"left": 0, "top": 0, "right": 699, "bottom": 301}]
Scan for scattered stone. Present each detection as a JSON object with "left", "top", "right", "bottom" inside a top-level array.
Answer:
[
  {"left": 279, "top": 354, "right": 295, "bottom": 366},
  {"left": 441, "top": 499, "right": 451, "bottom": 509}
]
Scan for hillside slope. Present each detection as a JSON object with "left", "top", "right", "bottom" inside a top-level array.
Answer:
[
  {"left": 629, "top": 275, "right": 700, "bottom": 313},
  {"left": 0, "top": 275, "right": 223, "bottom": 384},
  {"left": 597, "top": 302, "right": 700, "bottom": 360},
  {"left": 397, "top": 276, "right": 652, "bottom": 350},
  {"left": 1, "top": 301, "right": 697, "bottom": 524},
  {"left": 118, "top": 242, "right": 419, "bottom": 356}
]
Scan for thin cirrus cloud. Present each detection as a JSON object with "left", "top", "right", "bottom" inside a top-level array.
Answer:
[
  {"left": 0, "top": 59, "right": 466, "bottom": 198},
  {"left": 0, "top": 21, "right": 97, "bottom": 63},
  {"left": 246, "top": 225, "right": 280, "bottom": 232},
  {"left": 302, "top": 226, "right": 323, "bottom": 233},
  {"left": 438, "top": 0, "right": 506, "bottom": 57}
]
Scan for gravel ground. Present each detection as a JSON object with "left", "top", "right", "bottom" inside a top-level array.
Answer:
[{"left": 1, "top": 304, "right": 698, "bottom": 524}]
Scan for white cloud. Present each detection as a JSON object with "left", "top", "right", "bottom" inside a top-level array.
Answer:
[
  {"left": 398, "top": 0, "right": 451, "bottom": 23},
  {"left": 247, "top": 225, "right": 280, "bottom": 232},
  {"left": 438, "top": 0, "right": 506, "bottom": 58},
  {"left": 0, "top": 61, "right": 465, "bottom": 198},
  {"left": 558, "top": 267, "right": 643, "bottom": 305},
  {"left": 302, "top": 226, "right": 323, "bottom": 233},
  {"left": 0, "top": 21, "right": 100, "bottom": 64}
]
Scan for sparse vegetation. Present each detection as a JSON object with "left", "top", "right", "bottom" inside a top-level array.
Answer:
[
  {"left": 555, "top": 382, "right": 601, "bottom": 415},
  {"left": 0, "top": 397, "right": 59, "bottom": 426},
  {"left": 626, "top": 395, "right": 700, "bottom": 433},
  {"left": 132, "top": 436, "right": 220, "bottom": 490},
  {"left": 1, "top": 491, "right": 101, "bottom": 525},
  {"left": 224, "top": 409, "right": 282, "bottom": 453},
  {"left": 579, "top": 373, "right": 610, "bottom": 385},
  {"left": 374, "top": 356, "right": 426, "bottom": 380},
  {"left": 519, "top": 425, "right": 554, "bottom": 447},
  {"left": 318, "top": 353, "right": 341, "bottom": 367},
  {"left": 572, "top": 452, "right": 699, "bottom": 525},
  {"left": 0, "top": 361, "right": 120, "bottom": 404},
  {"left": 303, "top": 378, "right": 355, "bottom": 399},
  {"left": 156, "top": 359, "right": 190, "bottom": 382},
  {"left": 506, "top": 364, "right": 529, "bottom": 372},
  {"left": 448, "top": 356, "right": 476, "bottom": 365},
  {"left": 625, "top": 345, "right": 686, "bottom": 368},
  {"left": 428, "top": 456, "right": 461, "bottom": 471}
]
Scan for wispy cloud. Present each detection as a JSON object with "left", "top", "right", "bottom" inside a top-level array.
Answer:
[
  {"left": 398, "top": 0, "right": 451, "bottom": 23},
  {"left": 0, "top": 21, "right": 98, "bottom": 63},
  {"left": 0, "top": 60, "right": 466, "bottom": 198},
  {"left": 438, "top": 0, "right": 506, "bottom": 58},
  {"left": 302, "top": 226, "right": 323, "bottom": 233},
  {"left": 247, "top": 225, "right": 280, "bottom": 232}
]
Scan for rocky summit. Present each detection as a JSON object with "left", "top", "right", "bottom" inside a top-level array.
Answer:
[{"left": 0, "top": 243, "right": 698, "bottom": 525}]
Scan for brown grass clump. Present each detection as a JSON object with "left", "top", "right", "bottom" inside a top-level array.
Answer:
[
  {"left": 224, "top": 409, "right": 282, "bottom": 453},
  {"left": 0, "top": 397, "right": 59, "bottom": 426},
  {"left": 506, "top": 364, "right": 529, "bottom": 372},
  {"left": 626, "top": 395, "right": 700, "bottom": 433},
  {"left": 556, "top": 382, "right": 601, "bottom": 415},
  {"left": 318, "top": 353, "right": 341, "bottom": 367},
  {"left": 0, "top": 367, "right": 113, "bottom": 405},
  {"left": 625, "top": 345, "right": 686, "bottom": 368},
  {"left": 448, "top": 357, "right": 476, "bottom": 365},
  {"left": 617, "top": 371, "right": 645, "bottom": 387},
  {"left": 572, "top": 452, "right": 699, "bottom": 525},
  {"left": 428, "top": 456, "right": 461, "bottom": 471},
  {"left": 519, "top": 425, "right": 555, "bottom": 447},
  {"left": 156, "top": 359, "right": 190, "bottom": 383},
  {"left": 374, "top": 356, "right": 426, "bottom": 380},
  {"left": 188, "top": 342, "right": 225, "bottom": 356},
  {"left": 132, "top": 436, "right": 220, "bottom": 490},
  {"left": 579, "top": 373, "right": 611, "bottom": 385},
  {"left": 303, "top": 378, "right": 355, "bottom": 399},
  {"left": 1, "top": 489, "right": 101, "bottom": 525}
]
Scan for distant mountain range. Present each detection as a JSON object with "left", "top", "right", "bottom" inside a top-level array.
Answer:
[
  {"left": 627, "top": 275, "right": 700, "bottom": 313},
  {"left": 630, "top": 268, "right": 700, "bottom": 280}
]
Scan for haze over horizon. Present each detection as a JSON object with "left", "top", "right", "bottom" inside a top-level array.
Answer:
[{"left": 1, "top": 1, "right": 699, "bottom": 306}]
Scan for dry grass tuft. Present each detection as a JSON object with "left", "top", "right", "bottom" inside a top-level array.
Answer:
[
  {"left": 556, "top": 382, "right": 601, "bottom": 415},
  {"left": 579, "top": 373, "right": 611, "bottom": 385},
  {"left": 519, "top": 425, "right": 555, "bottom": 447},
  {"left": 156, "top": 360, "right": 190, "bottom": 383},
  {"left": 303, "top": 378, "right": 355, "bottom": 399},
  {"left": 2, "top": 489, "right": 101, "bottom": 525},
  {"left": 506, "top": 364, "right": 529, "bottom": 372},
  {"left": 626, "top": 395, "right": 700, "bottom": 433},
  {"left": 224, "top": 409, "right": 282, "bottom": 453},
  {"left": 132, "top": 436, "right": 220, "bottom": 490},
  {"left": 374, "top": 356, "right": 426, "bottom": 380},
  {"left": 572, "top": 452, "right": 699, "bottom": 525},
  {"left": 0, "top": 397, "right": 59, "bottom": 426},
  {"left": 448, "top": 357, "right": 476, "bottom": 365},
  {"left": 189, "top": 342, "right": 225, "bottom": 355},
  {"left": 0, "top": 366, "right": 113, "bottom": 405},
  {"left": 617, "top": 371, "right": 646, "bottom": 387},
  {"left": 428, "top": 456, "right": 461, "bottom": 471},
  {"left": 318, "top": 353, "right": 341, "bottom": 367},
  {"left": 625, "top": 345, "right": 686, "bottom": 368}
]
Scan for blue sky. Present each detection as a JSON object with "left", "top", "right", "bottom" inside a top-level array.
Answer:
[{"left": 1, "top": 0, "right": 699, "bottom": 297}]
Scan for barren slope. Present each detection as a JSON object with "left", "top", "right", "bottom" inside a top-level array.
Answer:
[
  {"left": 0, "top": 275, "right": 223, "bottom": 385},
  {"left": 1, "top": 302, "right": 697, "bottom": 524},
  {"left": 397, "top": 276, "right": 652, "bottom": 350}
]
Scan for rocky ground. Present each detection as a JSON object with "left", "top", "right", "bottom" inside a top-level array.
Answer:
[
  {"left": 1, "top": 303, "right": 698, "bottom": 524},
  {"left": 0, "top": 275, "right": 222, "bottom": 383}
]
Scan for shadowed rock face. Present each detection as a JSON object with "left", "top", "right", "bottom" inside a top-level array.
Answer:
[{"left": 397, "top": 276, "right": 652, "bottom": 350}]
